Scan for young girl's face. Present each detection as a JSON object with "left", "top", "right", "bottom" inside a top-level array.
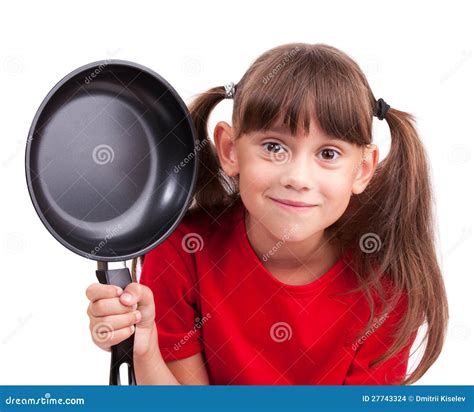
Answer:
[{"left": 214, "top": 118, "right": 378, "bottom": 243}]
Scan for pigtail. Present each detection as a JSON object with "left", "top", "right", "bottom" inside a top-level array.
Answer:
[
  {"left": 336, "top": 105, "right": 449, "bottom": 384},
  {"left": 131, "top": 85, "right": 240, "bottom": 280},
  {"left": 188, "top": 86, "right": 240, "bottom": 212}
]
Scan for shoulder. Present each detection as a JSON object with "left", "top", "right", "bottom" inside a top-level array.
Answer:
[
  {"left": 144, "top": 198, "right": 245, "bottom": 261},
  {"left": 140, "top": 199, "right": 244, "bottom": 289},
  {"left": 339, "top": 250, "right": 410, "bottom": 322}
]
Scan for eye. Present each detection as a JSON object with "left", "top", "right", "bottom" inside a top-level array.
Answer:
[
  {"left": 262, "top": 142, "right": 286, "bottom": 154},
  {"left": 318, "top": 148, "right": 341, "bottom": 161}
]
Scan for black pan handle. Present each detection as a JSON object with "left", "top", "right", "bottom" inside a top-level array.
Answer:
[{"left": 96, "top": 262, "right": 136, "bottom": 385}]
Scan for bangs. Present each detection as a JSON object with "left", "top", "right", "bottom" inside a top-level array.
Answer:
[{"left": 234, "top": 44, "right": 371, "bottom": 145}]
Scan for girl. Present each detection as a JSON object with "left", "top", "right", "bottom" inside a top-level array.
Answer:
[{"left": 86, "top": 43, "right": 448, "bottom": 385}]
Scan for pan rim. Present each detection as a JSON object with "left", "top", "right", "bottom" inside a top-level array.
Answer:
[{"left": 25, "top": 59, "right": 198, "bottom": 263}]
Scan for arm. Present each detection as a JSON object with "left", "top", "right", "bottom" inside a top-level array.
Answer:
[
  {"left": 166, "top": 352, "right": 210, "bottom": 385},
  {"left": 134, "top": 324, "right": 209, "bottom": 385},
  {"left": 137, "top": 222, "right": 209, "bottom": 385}
]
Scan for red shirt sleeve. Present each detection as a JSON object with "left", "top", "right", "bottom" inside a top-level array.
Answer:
[
  {"left": 343, "top": 291, "right": 418, "bottom": 385},
  {"left": 139, "top": 228, "right": 204, "bottom": 361}
]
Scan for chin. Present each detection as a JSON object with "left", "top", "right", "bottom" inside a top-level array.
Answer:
[{"left": 266, "top": 220, "right": 317, "bottom": 242}]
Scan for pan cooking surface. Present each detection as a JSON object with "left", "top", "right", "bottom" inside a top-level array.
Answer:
[{"left": 26, "top": 62, "right": 197, "bottom": 261}]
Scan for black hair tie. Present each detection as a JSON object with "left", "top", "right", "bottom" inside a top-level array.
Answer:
[{"left": 375, "top": 98, "right": 390, "bottom": 120}]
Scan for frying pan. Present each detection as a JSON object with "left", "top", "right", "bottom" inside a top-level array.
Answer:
[{"left": 25, "top": 60, "right": 198, "bottom": 385}]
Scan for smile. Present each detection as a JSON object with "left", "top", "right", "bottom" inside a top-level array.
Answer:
[{"left": 269, "top": 197, "right": 318, "bottom": 212}]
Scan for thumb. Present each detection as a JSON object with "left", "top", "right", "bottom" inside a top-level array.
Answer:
[{"left": 119, "top": 282, "right": 155, "bottom": 329}]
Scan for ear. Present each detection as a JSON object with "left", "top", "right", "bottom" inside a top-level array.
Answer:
[
  {"left": 213, "top": 121, "right": 239, "bottom": 177},
  {"left": 351, "top": 144, "right": 379, "bottom": 195}
]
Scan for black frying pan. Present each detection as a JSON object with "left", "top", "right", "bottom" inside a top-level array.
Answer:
[{"left": 25, "top": 60, "right": 198, "bottom": 385}]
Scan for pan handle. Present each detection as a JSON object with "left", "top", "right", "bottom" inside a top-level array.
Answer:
[{"left": 96, "top": 262, "right": 136, "bottom": 385}]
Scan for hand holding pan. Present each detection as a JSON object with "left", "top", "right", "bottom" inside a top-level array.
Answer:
[{"left": 25, "top": 60, "right": 198, "bottom": 385}]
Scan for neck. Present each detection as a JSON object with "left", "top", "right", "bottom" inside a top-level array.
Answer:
[{"left": 244, "top": 209, "right": 339, "bottom": 272}]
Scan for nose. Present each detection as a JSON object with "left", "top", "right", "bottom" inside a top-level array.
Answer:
[{"left": 279, "top": 153, "right": 313, "bottom": 191}]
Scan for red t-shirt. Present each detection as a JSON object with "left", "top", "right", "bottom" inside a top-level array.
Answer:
[{"left": 140, "top": 199, "right": 417, "bottom": 385}]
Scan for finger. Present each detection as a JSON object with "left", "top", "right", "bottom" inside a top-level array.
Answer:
[
  {"left": 119, "top": 283, "right": 154, "bottom": 307},
  {"left": 86, "top": 283, "right": 123, "bottom": 303},
  {"left": 88, "top": 298, "right": 137, "bottom": 318},
  {"left": 120, "top": 283, "right": 155, "bottom": 328},
  {"left": 92, "top": 311, "right": 141, "bottom": 332},
  {"left": 91, "top": 323, "right": 135, "bottom": 348}
]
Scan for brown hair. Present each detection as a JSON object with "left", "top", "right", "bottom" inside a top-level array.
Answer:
[{"left": 132, "top": 43, "right": 448, "bottom": 384}]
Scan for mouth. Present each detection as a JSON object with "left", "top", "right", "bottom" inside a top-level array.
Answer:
[{"left": 269, "top": 197, "right": 318, "bottom": 211}]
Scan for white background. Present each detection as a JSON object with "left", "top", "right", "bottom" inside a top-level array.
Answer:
[{"left": 0, "top": 0, "right": 472, "bottom": 385}]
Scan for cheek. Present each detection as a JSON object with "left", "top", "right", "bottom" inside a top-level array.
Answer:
[
  {"left": 238, "top": 158, "right": 274, "bottom": 195},
  {"left": 319, "top": 173, "right": 353, "bottom": 219}
]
